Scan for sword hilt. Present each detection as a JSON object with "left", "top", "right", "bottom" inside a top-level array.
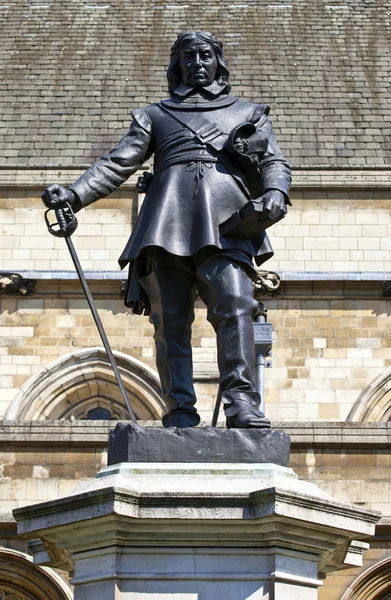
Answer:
[{"left": 45, "top": 201, "right": 78, "bottom": 238}]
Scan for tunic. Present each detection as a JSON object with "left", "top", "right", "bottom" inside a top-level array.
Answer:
[{"left": 69, "top": 87, "right": 291, "bottom": 312}]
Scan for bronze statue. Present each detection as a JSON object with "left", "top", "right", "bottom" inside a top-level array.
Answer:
[{"left": 42, "top": 31, "right": 291, "bottom": 429}]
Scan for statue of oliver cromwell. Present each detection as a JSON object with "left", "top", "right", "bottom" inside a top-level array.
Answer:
[{"left": 42, "top": 31, "right": 291, "bottom": 429}]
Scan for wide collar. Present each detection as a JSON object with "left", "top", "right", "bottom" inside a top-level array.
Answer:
[
  {"left": 162, "top": 82, "right": 238, "bottom": 110},
  {"left": 173, "top": 81, "right": 229, "bottom": 99}
]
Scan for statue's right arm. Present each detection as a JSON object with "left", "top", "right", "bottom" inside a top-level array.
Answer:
[{"left": 42, "top": 109, "right": 153, "bottom": 212}]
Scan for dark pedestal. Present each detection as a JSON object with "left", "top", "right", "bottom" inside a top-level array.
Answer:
[{"left": 108, "top": 423, "right": 290, "bottom": 466}]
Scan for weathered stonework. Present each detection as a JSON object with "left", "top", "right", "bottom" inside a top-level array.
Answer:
[
  {"left": 1, "top": 1, "right": 391, "bottom": 597},
  {"left": 0, "top": 421, "right": 389, "bottom": 600}
]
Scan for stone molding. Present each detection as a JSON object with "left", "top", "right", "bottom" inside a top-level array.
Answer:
[
  {"left": 0, "top": 168, "right": 146, "bottom": 189},
  {"left": 12, "top": 271, "right": 391, "bottom": 304},
  {"left": 2, "top": 421, "right": 391, "bottom": 447},
  {"left": 1, "top": 167, "right": 391, "bottom": 190},
  {"left": 16, "top": 269, "right": 391, "bottom": 282},
  {"left": 292, "top": 168, "right": 391, "bottom": 190},
  {"left": 13, "top": 463, "right": 380, "bottom": 581},
  {"left": 5, "top": 347, "right": 164, "bottom": 421},
  {"left": 0, "top": 548, "right": 72, "bottom": 600}
]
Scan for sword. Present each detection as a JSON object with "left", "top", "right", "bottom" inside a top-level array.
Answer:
[{"left": 45, "top": 201, "right": 138, "bottom": 424}]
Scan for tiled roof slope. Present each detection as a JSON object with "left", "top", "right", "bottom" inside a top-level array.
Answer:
[{"left": 1, "top": 0, "right": 390, "bottom": 167}]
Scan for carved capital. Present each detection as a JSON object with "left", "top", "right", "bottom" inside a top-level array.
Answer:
[
  {"left": 0, "top": 273, "right": 35, "bottom": 297},
  {"left": 253, "top": 269, "right": 281, "bottom": 298}
]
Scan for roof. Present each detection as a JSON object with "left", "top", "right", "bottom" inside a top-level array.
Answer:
[{"left": 1, "top": 0, "right": 390, "bottom": 168}]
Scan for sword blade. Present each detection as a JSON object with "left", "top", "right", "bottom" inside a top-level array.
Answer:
[
  {"left": 65, "top": 236, "right": 138, "bottom": 424},
  {"left": 211, "top": 385, "right": 222, "bottom": 427}
]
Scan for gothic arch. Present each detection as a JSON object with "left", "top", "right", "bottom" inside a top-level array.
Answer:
[
  {"left": 347, "top": 367, "right": 391, "bottom": 422},
  {"left": 0, "top": 548, "right": 72, "bottom": 600},
  {"left": 340, "top": 556, "right": 391, "bottom": 600},
  {"left": 6, "top": 347, "right": 165, "bottom": 421}
]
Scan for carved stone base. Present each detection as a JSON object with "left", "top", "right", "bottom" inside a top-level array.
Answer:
[{"left": 14, "top": 460, "right": 380, "bottom": 600}]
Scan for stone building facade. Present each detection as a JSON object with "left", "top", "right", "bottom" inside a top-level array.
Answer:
[{"left": 1, "top": 0, "right": 391, "bottom": 598}]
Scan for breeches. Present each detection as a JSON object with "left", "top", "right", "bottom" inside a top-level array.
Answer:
[{"left": 138, "top": 246, "right": 260, "bottom": 419}]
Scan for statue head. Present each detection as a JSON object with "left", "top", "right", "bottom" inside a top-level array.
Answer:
[{"left": 167, "top": 31, "right": 231, "bottom": 96}]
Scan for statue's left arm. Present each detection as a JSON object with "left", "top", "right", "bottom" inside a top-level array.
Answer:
[{"left": 252, "top": 105, "right": 292, "bottom": 222}]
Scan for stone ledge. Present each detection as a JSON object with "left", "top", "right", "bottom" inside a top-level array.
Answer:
[
  {"left": 292, "top": 168, "right": 391, "bottom": 189},
  {"left": 1, "top": 421, "right": 391, "bottom": 447},
  {"left": 1, "top": 167, "right": 391, "bottom": 189},
  {"left": 15, "top": 270, "right": 391, "bottom": 282},
  {"left": 0, "top": 167, "right": 149, "bottom": 189},
  {"left": 13, "top": 461, "right": 380, "bottom": 580}
]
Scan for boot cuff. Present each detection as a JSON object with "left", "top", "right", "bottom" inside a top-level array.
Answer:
[{"left": 222, "top": 391, "right": 261, "bottom": 417}]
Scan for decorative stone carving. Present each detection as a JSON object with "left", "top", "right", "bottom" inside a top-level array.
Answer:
[
  {"left": 0, "top": 590, "right": 32, "bottom": 600},
  {"left": 383, "top": 280, "right": 391, "bottom": 297},
  {"left": 0, "top": 548, "right": 72, "bottom": 600},
  {"left": 0, "top": 273, "right": 35, "bottom": 297},
  {"left": 253, "top": 268, "right": 281, "bottom": 297}
]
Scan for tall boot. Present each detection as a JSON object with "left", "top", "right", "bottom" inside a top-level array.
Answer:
[
  {"left": 197, "top": 256, "right": 270, "bottom": 429},
  {"left": 139, "top": 268, "right": 200, "bottom": 428}
]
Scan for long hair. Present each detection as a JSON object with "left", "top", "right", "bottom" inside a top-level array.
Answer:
[{"left": 167, "top": 31, "right": 231, "bottom": 97}]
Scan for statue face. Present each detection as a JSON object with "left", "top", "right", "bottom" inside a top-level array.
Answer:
[{"left": 179, "top": 40, "right": 218, "bottom": 88}]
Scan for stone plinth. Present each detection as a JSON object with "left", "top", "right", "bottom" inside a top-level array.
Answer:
[
  {"left": 108, "top": 423, "right": 291, "bottom": 465},
  {"left": 13, "top": 458, "right": 380, "bottom": 600}
]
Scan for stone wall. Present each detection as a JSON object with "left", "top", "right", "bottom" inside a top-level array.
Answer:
[
  {"left": 1, "top": 170, "right": 391, "bottom": 273},
  {"left": 2, "top": 284, "right": 391, "bottom": 423},
  {"left": 0, "top": 173, "right": 140, "bottom": 273},
  {"left": 266, "top": 295, "right": 391, "bottom": 422},
  {"left": 1, "top": 171, "right": 391, "bottom": 423},
  {"left": 269, "top": 193, "right": 391, "bottom": 273}
]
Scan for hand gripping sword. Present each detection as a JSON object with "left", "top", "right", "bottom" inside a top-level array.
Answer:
[{"left": 45, "top": 202, "right": 138, "bottom": 424}]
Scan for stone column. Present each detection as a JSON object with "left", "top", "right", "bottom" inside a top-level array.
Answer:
[{"left": 13, "top": 426, "right": 380, "bottom": 600}]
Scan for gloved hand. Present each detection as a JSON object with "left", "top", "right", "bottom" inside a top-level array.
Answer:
[
  {"left": 41, "top": 184, "right": 77, "bottom": 210},
  {"left": 136, "top": 171, "right": 154, "bottom": 194},
  {"left": 260, "top": 190, "right": 287, "bottom": 224},
  {"left": 219, "top": 189, "right": 288, "bottom": 239}
]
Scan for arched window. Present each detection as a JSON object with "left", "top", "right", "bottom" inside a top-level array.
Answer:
[
  {"left": 347, "top": 367, "right": 391, "bottom": 422},
  {"left": 5, "top": 347, "right": 165, "bottom": 421},
  {"left": 0, "top": 548, "right": 72, "bottom": 600},
  {"left": 340, "top": 556, "right": 391, "bottom": 600},
  {"left": 85, "top": 407, "right": 113, "bottom": 420}
]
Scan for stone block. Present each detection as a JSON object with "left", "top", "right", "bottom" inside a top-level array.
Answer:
[
  {"left": 13, "top": 460, "right": 380, "bottom": 600},
  {"left": 108, "top": 424, "right": 291, "bottom": 467}
]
